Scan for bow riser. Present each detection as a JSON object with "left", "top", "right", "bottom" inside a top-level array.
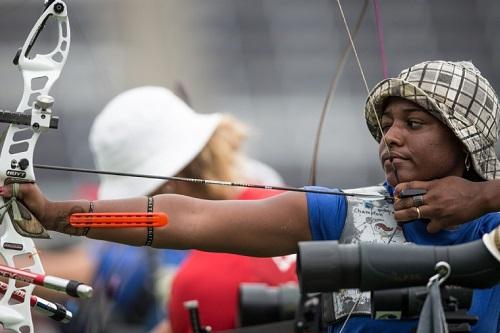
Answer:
[{"left": 0, "top": 2, "right": 70, "bottom": 332}]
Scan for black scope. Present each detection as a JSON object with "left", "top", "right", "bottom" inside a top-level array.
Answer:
[
  {"left": 238, "top": 283, "right": 300, "bottom": 327},
  {"left": 372, "top": 285, "right": 473, "bottom": 320},
  {"left": 298, "top": 237, "right": 500, "bottom": 293}
]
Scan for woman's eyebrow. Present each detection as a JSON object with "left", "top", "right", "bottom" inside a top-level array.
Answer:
[
  {"left": 383, "top": 106, "right": 426, "bottom": 116},
  {"left": 405, "top": 107, "right": 427, "bottom": 113}
]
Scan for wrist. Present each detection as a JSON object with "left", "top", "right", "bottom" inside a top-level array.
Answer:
[
  {"left": 41, "top": 200, "right": 56, "bottom": 230},
  {"left": 479, "top": 180, "right": 500, "bottom": 214},
  {"left": 48, "top": 200, "right": 91, "bottom": 235}
]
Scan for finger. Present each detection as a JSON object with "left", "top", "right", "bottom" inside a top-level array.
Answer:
[
  {"left": 394, "top": 194, "right": 427, "bottom": 211},
  {"left": 394, "top": 197, "right": 415, "bottom": 210},
  {"left": 394, "top": 180, "right": 428, "bottom": 198},
  {"left": 394, "top": 207, "right": 417, "bottom": 222},
  {"left": 426, "top": 220, "right": 443, "bottom": 233},
  {"left": 395, "top": 204, "right": 431, "bottom": 222},
  {"left": 0, "top": 184, "right": 13, "bottom": 198}
]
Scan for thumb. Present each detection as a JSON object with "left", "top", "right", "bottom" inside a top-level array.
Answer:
[{"left": 426, "top": 219, "right": 442, "bottom": 234}]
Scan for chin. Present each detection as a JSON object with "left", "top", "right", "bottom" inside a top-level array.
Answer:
[
  {"left": 383, "top": 166, "right": 398, "bottom": 186},
  {"left": 384, "top": 174, "right": 398, "bottom": 187},
  {"left": 387, "top": 179, "right": 398, "bottom": 187},
  {"left": 385, "top": 170, "right": 418, "bottom": 186}
]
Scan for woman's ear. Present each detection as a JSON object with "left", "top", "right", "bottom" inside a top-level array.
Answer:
[{"left": 464, "top": 152, "right": 471, "bottom": 172}]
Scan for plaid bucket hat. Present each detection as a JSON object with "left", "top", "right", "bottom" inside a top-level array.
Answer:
[{"left": 365, "top": 60, "right": 500, "bottom": 180}]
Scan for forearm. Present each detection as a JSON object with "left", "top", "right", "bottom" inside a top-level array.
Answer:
[
  {"left": 45, "top": 196, "right": 203, "bottom": 248},
  {"left": 45, "top": 197, "right": 155, "bottom": 246}
]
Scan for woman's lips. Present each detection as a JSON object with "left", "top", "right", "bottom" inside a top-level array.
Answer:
[
  {"left": 383, "top": 156, "right": 408, "bottom": 169},
  {"left": 381, "top": 152, "right": 408, "bottom": 163}
]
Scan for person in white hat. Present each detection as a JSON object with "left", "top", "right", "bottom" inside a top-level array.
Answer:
[
  {"left": 90, "top": 86, "right": 225, "bottom": 200},
  {"left": 4, "top": 61, "right": 500, "bottom": 333},
  {"left": 90, "top": 86, "right": 284, "bottom": 199},
  {"left": 88, "top": 86, "right": 295, "bottom": 333}
]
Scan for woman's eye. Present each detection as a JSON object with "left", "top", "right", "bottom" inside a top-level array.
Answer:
[
  {"left": 380, "top": 118, "right": 392, "bottom": 132},
  {"left": 407, "top": 120, "right": 423, "bottom": 129},
  {"left": 381, "top": 124, "right": 391, "bottom": 133}
]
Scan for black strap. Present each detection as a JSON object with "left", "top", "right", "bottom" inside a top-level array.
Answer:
[
  {"left": 145, "top": 197, "right": 154, "bottom": 246},
  {"left": 82, "top": 201, "right": 94, "bottom": 236}
]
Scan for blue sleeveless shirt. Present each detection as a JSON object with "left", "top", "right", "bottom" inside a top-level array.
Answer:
[{"left": 305, "top": 184, "right": 500, "bottom": 333}]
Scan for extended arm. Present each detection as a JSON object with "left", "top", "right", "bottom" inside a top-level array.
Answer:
[{"left": 9, "top": 183, "right": 311, "bottom": 257}]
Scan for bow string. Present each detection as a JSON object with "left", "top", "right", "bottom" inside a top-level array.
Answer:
[{"left": 308, "top": 0, "right": 370, "bottom": 186}]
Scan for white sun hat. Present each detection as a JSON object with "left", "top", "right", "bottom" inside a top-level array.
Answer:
[{"left": 89, "top": 86, "right": 222, "bottom": 199}]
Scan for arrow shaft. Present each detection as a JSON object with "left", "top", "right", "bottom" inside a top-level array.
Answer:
[
  {"left": 0, "top": 263, "right": 92, "bottom": 299},
  {"left": 34, "top": 164, "right": 392, "bottom": 200}
]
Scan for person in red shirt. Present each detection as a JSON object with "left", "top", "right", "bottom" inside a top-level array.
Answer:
[
  {"left": 91, "top": 86, "right": 296, "bottom": 333},
  {"left": 168, "top": 187, "right": 297, "bottom": 333}
]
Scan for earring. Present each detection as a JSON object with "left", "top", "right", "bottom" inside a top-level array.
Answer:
[{"left": 465, "top": 153, "right": 471, "bottom": 172}]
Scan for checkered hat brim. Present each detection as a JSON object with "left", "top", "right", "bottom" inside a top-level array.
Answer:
[{"left": 365, "top": 60, "right": 500, "bottom": 180}]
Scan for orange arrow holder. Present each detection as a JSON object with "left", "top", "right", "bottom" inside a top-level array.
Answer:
[{"left": 69, "top": 212, "right": 168, "bottom": 228}]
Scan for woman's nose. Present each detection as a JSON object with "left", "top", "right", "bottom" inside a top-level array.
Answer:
[{"left": 383, "top": 122, "right": 404, "bottom": 147}]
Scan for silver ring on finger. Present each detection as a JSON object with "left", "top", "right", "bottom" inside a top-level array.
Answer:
[{"left": 412, "top": 195, "right": 425, "bottom": 207}]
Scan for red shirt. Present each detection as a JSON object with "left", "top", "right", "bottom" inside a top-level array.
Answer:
[{"left": 168, "top": 188, "right": 297, "bottom": 333}]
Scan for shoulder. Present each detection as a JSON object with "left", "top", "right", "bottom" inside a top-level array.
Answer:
[
  {"left": 304, "top": 186, "right": 346, "bottom": 219},
  {"left": 304, "top": 186, "right": 348, "bottom": 241},
  {"left": 304, "top": 186, "right": 346, "bottom": 206},
  {"left": 304, "top": 185, "right": 385, "bottom": 214}
]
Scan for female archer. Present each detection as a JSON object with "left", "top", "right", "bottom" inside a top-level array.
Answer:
[{"left": 2, "top": 60, "right": 499, "bottom": 333}]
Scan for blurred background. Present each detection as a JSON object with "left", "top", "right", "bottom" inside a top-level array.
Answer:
[{"left": 1, "top": 0, "right": 500, "bottom": 198}]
